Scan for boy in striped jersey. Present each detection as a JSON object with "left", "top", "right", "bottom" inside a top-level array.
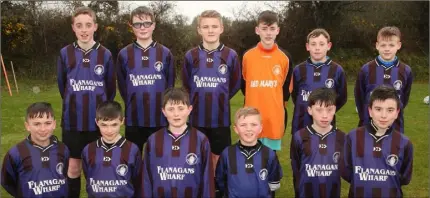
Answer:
[
  {"left": 57, "top": 7, "right": 116, "bottom": 197},
  {"left": 82, "top": 101, "right": 142, "bottom": 198},
  {"left": 291, "top": 28, "right": 347, "bottom": 135},
  {"left": 181, "top": 10, "right": 241, "bottom": 179},
  {"left": 117, "top": 6, "right": 175, "bottom": 153},
  {"left": 1, "top": 102, "right": 69, "bottom": 198},
  {"left": 290, "top": 88, "right": 345, "bottom": 198},
  {"left": 354, "top": 26, "right": 413, "bottom": 134},
  {"left": 341, "top": 85, "right": 413, "bottom": 198},
  {"left": 216, "top": 107, "right": 282, "bottom": 198},
  {"left": 140, "top": 88, "right": 215, "bottom": 198}
]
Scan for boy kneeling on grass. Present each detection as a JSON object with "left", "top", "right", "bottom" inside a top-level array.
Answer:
[{"left": 215, "top": 107, "right": 283, "bottom": 198}]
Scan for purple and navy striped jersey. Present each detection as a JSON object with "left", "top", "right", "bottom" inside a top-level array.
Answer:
[
  {"left": 340, "top": 121, "right": 413, "bottom": 198},
  {"left": 291, "top": 58, "right": 347, "bottom": 134},
  {"left": 354, "top": 58, "right": 413, "bottom": 133},
  {"left": 215, "top": 141, "right": 283, "bottom": 198},
  {"left": 117, "top": 41, "right": 175, "bottom": 127},
  {"left": 1, "top": 135, "right": 69, "bottom": 198},
  {"left": 182, "top": 44, "right": 241, "bottom": 128},
  {"left": 81, "top": 137, "right": 142, "bottom": 198},
  {"left": 57, "top": 42, "right": 116, "bottom": 131},
  {"left": 290, "top": 126, "right": 345, "bottom": 198},
  {"left": 140, "top": 127, "right": 215, "bottom": 198}
]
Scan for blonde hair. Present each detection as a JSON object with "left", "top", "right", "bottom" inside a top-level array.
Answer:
[
  {"left": 197, "top": 10, "right": 223, "bottom": 27},
  {"left": 377, "top": 26, "right": 401, "bottom": 41},
  {"left": 72, "top": 6, "right": 97, "bottom": 24},
  {"left": 307, "top": 28, "right": 331, "bottom": 43},
  {"left": 234, "top": 107, "right": 261, "bottom": 124}
]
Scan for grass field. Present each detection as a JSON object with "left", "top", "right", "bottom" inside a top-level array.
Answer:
[{"left": 1, "top": 82, "right": 428, "bottom": 197}]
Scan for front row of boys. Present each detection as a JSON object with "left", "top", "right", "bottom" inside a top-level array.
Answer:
[{"left": 1, "top": 85, "right": 413, "bottom": 198}]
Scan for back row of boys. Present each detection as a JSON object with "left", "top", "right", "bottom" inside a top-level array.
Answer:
[{"left": 1, "top": 5, "right": 413, "bottom": 198}]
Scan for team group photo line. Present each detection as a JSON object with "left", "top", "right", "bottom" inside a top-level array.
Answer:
[{"left": 1, "top": 4, "right": 415, "bottom": 198}]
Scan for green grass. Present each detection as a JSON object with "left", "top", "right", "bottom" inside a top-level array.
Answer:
[{"left": 1, "top": 83, "right": 428, "bottom": 197}]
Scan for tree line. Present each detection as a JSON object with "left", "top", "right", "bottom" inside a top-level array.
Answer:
[{"left": 1, "top": 1, "right": 428, "bottom": 82}]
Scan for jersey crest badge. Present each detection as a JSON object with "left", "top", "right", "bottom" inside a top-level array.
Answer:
[
  {"left": 393, "top": 80, "right": 402, "bottom": 90},
  {"left": 154, "top": 61, "right": 163, "bottom": 72},
  {"left": 56, "top": 162, "right": 64, "bottom": 175},
  {"left": 386, "top": 154, "right": 399, "bottom": 167},
  {"left": 186, "top": 153, "right": 198, "bottom": 165},
  {"left": 272, "top": 65, "right": 281, "bottom": 75},
  {"left": 333, "top": 152, "right": 340, "bottom": 163},
  {"left": 94, "top": 65, "right": 104, "bottom": 76},
  {"left": 116, "top": 164, "right": 128, "bottom": 176},
  {"left": 218, "top": 64, "right": 227, "bottom": 75},
  {"left": 259, "top": 168, "right": 268, "bottom": 180},
  {"left": 325, "top": 78, "right": 334, "bottom": 88}
]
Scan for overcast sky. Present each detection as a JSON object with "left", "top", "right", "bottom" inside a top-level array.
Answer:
[{"left": 122, "top": 1, "right": 279, "bottom": 24}]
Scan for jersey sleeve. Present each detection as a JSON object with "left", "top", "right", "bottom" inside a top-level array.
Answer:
[
  {"left": 141, "top": 140, "right": 153, "bottom": 197},
  {"left": 132, "top": 149, "right": 143, "bottom": 197},
  {"left": 336, "top": 67, "right": 348, "bottom": 111},
  {"left": 215, "top": 150, "right": 227, "bottom": 196},
  {"left": 229, "top": 53, "right": 241, "bottom": 99},
  {"left": 283, "top": 54, "right": 293, "bottom": 102},
  {"left": 290, "top": 134, "right": 301, "bottom": 194},
  {"left": 57, "top": 52, "right": 67, "bottom": 99},
  {"left": 268, "top": 152, "right": 282, "bottom": 191},
  {"left": 1, "top": 152, "right": 18, "bottom": 197},
  {"left": 166, "top": 51, "right": 176, "bottom": 88},
  {"left": 181, "top": 53, "right": 191, "bottom": 93},
  {"left": 240, "top": 54, "right": 247, "bottom": 95},
  {"left": 354, "top": 67, "right": 366, "bottom": 127},
  {"left": 291, "top": 68, "right": 298, "bottom": 104},
  {"left": 402, "top": 67, "right": 413, "bottom": 108},
  {"left": 400, "top": 140, "right": 413, "bottom": 185},
  {"left": 201, "top": 138, "right": 215, "bottom": 197},
  {"left": 81, "top": 146, "right": 89, "bottom": 179},
  {"left": 340, "top": 133, "right": 353, "bottom": 183},
  {"left": 116, "top": 51, "right": 127, "bottom": 101},
  {"left": 105, "top": 52, "right": 116, "bottom": 101}
]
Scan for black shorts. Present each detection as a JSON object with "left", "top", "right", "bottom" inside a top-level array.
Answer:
[
  {"left": 195, "top": 127, "right": 231, "bottom": 155},
  {"left": 125, "top": 126, "right": 163, "bottom": 153},
  {"left": 62, "top": 130, "right": 101, "bottom": 159}
]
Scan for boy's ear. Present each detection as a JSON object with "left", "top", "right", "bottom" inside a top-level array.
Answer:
[
  {"left": 94, "top": 23, "right": 98, "bottom": 31},
  {"left": 233, "top": 125, "right": 239, "bottom": 135},
  {"left": 327, "top": 42, "right": 332, "bottom": 50},
  {"left": 24, "top": 121, "right": 30, "bottom": 132},
  {"left": 307, "top": 106, "right": 313, "bottom": 116},
  {"left": 161, "top": 108, "right": 167, "bottom": 117},
  {"left": 255, "top": 26, "right": 259, "bottom": 35},
  {"left": 188, "top": 105, "right": 193, "bottom": 112}
]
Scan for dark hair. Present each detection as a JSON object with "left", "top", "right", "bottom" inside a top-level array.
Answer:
[
  {"left": 96, "top": 101, "right": 123, "bottom": 121},
  {"left": 162, "top": 87, "right": 190, "bottom": 108},
  {"left": 72, "top": 6, "right": 97, "bottom": 24},
  {"left": 308, "top": 88, "right": 337, "bottom": 107},
  {"left": 26, "top": 102, "right": 55, "bottom": 121},
  {"left": 257, "top": 10, "right": 279, "bottom": 26},
  {"left": 369, "top": 85, "right": 400, "bottom": 109},
  {"left": 130, "top": 6, "right": 155, "bottom": 22}
]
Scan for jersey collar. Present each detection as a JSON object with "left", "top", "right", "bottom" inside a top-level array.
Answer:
[
  {"left": 166, "top": 125, "right": 190, "bottom": 141},
  {"left": 237, "top": 140, "right": 262, "bottom": 159},
  {"left": 306, "top": 125, "right": 336, "bottom": 140},
  {"left": 133, "top": 40, "right": 157, "bottom": 51},
  {"left": 198, "top": 43, "right": 225, "bottom": 54},
  {"left": 306, "top": 57, "right": 332, "bottom": 68},
  {"left": 73, "top": 41, "right": 100, "bottom": 54},
  {"left": 366, "top": 120, "right": 393, "bottom": 142},
  {"left": 26, "top": 135, "right": 58, "bottom": 152},
  {"left": 375, "top": 56, "right": 399, "bottom": 70},
  {"left": 257, "top": 42, "right": 278, "bottom": 53},
  {"left": 96, "top": 136, "right": 126, "bottom": 152}
]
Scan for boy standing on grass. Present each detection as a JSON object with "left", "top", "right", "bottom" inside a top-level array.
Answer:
[
  {"left": 216, "top": 107, "right": 283, "bottom": 198},
  {"left": 290, "top": 28, "right": 347, "bottom": 135},
  {"left": 242, "top": 10, "right": 293, "bottom": 151},
  {"left": 57, "top": 7, "right": 116, "bottom": 197},
  {"left": 140, "top": 88, "right": 215, "bottom": 198},
  {"left": 1, "top": 102, "right": 70, "bottom": 198},
  {"left": 181, "top": 9, "right": 241, "bottom": 185},
  {"left": 341, "top": 85, "right": 413, "bottom": 198},
  {"left": 82, "top": 101, "right": 142, "bottom": 198},
  {"left": 354, "top": 26, "right": 413, "bottom": 134},
  {"left": 290, "top": 88, "right": 345, "bottom": 198},
  {"left": 116, "top": 6, "right": 175, "bottom": 154}
]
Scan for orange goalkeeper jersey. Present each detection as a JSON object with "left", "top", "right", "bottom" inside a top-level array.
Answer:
[{"left": 242, "top": 42, "right": 293, "bottom": 139}]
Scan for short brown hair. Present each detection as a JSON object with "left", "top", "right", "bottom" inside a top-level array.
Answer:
[
  {"left": 26, "top": 102, "right": 55, "bottom": 121},
  {"left": 377, "top": 26, "right": 401, "bottom": 41},
  {"left": 257, "top": 10, "right": 279, "bottom": 26},
  {"left": 369, "top": 85, "right": 400, "bottom": 109},
  {"left": 197, "top": 10, "right": 223, "bottom": 27},
  {"left": 307, "top": 28, "right": 331, "bottom": 43},
  {"left": 234, "top": 107, "right": 261, "bottom": 124},
  {"left": 162, "top": 87, "right": 190, "bottom": 108},
  {"left": 308, "top": 88, "right": 337, "bottom": 107},
  {"left": 72, "top": 6, "right": 96, "bottom": 24},
  {"left": 96, "top": 101, "right": 123, "bottom": 121},
  {"left": 130, "top": 6, "right": 155, "bottom": 22}
]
